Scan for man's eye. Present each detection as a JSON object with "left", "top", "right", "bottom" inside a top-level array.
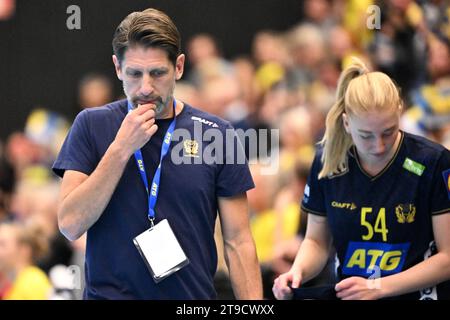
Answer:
[
  {"left": 151, "top": 70, "right": 166, "bottom": 77},
  {"left": 360, "top": 135, "right": 372, "bottom": 140},
  {"left": 127, "top": 71, "right": 141, "bottom": 78}
]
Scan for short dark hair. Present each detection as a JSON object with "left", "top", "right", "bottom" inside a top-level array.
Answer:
[{"left": 112, "top": 8, "right": 181, "bottom": 66}]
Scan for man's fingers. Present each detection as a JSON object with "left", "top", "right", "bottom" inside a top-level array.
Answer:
[
  {"left": 146, "top": 124, "right": 158, "bottom": 136},
  {"left": 139, "top": 108, "right": 156, "bottom": 122},
  {"left": 135, "top": 103, "right": 156, "bottom": 115},
  {"left": 138, "top": 102, "right": 157, "bottom": 110},
  {"left": 142, "top": 118, "right": 155, "bottom": 130}
]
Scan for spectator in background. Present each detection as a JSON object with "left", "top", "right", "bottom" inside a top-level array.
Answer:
[
  {"left": 247, "top": 163, "right": 280, "bottom": 298},
  {"left": 401, "top": 34, "right": 450, "bottom": 144},
  {"left": 232, "top": 56, "right": 258, "bottom": 115},
  {"left": 252, "top": 30, "right": 291, "bottom": 100},
  {"left": 187, "top": 34, "right": 220, "bottom": 65},
  {"left": 278, "top": 106, "right": 315, "bottom": 180},
  {"left": 0, "top": 152, "right": 15, "bottom": 299},
  {"left": 327, "top": 25, "right": 368, "bottom": 69},
  {"left": 5, "top": 132, "right": 43, "bottom": 181},
  {"left": 25, "top": 182, "right": 73, "bottom": 274},
  {"left": 252, "top": 31, "right": 290, "bottom": 68},
  {"left": 257, "top": 82, "right": 290, "bottom": 129},
  {"left": 269, "top": 162, "right": 337, "bottom": 290},
  {"left": 0, "top": 222, "right": 51, "bottom": 300},
  {"left": 5, "top": 108, "right": 69, "bottom": 183},
  {"left": 185, "top": 34, "right": 254, "bottom": 131},
  {"left": 305, "top": 59, "right": 342, "bottom": 141},
  {"left": 302, "top": 0, "right": 337, "bottom": 34},
  {"left": 198, "top": 75, "right": 240, "bottom": 118},
  {"left": 198, "top": 74, "right": 252, "bottom": 132},
  {"left": 173, "top": 81, "right": 202, "bottom": 108},
  {"left": 270, "top": 163, "right": 310, "bottom": 276},
  {"left": 248, "top": 161, "right": 330, "bottom": 298},
  {"left": 0, "top": 155, "right": 15, "bottom": 224},
  {"left": 185, "top": 33, "right": 233, "bottom": 88},
  {"left": 369, "top": 0, "right": 428, "bottom": 101},
  {"left": 0, "top": 0, "right": 15, "bottom": 20},
  {"left": 7, "top": 179, "right": 73, "bottom": 276},
  {"left": 418, "top": 0, "right": 450, "bottom": 39},
  {"left": 0, "top": 270, "right": 10, "bottom": 299},
  {"left": 286, "top": 23, "right": 326, "bottom": 87},
  {"left": 78, "top": 73, "right": 114, "bottom": 110},
  {"left": 24, "top": 109, "right": 70, "bottom": 164},
  {"left": 341, "top": 0, "right": 374, "bottom": 49},
  {"left": 248, "top": 163, "right": 280, "bottom": 265}
]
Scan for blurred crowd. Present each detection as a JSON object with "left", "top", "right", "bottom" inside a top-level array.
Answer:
[{"left": 1, "top": 0, "right": 449, "bottom": 300}]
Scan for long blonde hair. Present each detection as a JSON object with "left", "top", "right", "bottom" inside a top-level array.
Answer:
[{"left": 318, "top": 57, "right": 402, "bottom": 179}]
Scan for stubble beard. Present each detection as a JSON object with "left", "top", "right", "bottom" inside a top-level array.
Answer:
[{"left": 124, "top": 84, "right": 174, "bottom": 118}]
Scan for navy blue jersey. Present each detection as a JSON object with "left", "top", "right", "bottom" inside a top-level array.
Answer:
[
  {"left": 302, "top": 131, "right": 450, "bottom": 300},
  {"left": 52, "top": 99, "right": 254, "bottom": 299}
]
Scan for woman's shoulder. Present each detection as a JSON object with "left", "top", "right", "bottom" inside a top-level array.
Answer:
[{"left": 402, "top": 131, "right": 449, "bottom": 162}]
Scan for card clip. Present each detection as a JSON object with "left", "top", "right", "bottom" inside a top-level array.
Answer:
[{"left": 148, "top": 217, "right": 155, "bottom": 229}]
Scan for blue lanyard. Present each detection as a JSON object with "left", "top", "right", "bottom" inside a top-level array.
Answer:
[{"left": 127, "top": 100, "right": 177, "bottom": 226}]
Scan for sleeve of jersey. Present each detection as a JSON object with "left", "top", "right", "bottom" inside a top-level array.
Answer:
[
  {"left": 52, "top": 110, "right": 97, "bottom": 178},
  {"left": 301, "top": 152, "right": 327, "bottom": 216},
  {"left": 216, "top": 123, "right": 255, "bottom": 197},
  {"left": 430, "top": 149, "right": 450, "bottom": 215}
]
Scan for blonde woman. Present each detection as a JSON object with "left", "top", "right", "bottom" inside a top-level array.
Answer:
[
  {"left": 273, "top": 58, "right": 450, "bottom": 300},
  {"left": 0, "top": 222, "right": 51, "bottom": 300}
]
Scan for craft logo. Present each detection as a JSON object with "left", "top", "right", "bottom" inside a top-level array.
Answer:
[{"left": 331, "top": 201, "right": 357, "bottom": 211}]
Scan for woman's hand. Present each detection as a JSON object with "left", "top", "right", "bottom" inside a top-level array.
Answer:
[
  {"left": 335, "top": 276, "right": 383, "bottom": 300},
  {"left": 272, "top": 269, "right": 302, "bottom": 300}
]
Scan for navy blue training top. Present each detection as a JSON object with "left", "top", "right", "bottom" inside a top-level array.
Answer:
[
  {"left": 53, "top": 99, "right": 254, "bottom": 299},
  {"left": 302, "top": 131, "right": 450, "bottom": 300}
]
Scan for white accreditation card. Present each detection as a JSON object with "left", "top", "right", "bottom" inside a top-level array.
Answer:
[{"left": 133, "top": 219, "right": 189, "bottom": 283}]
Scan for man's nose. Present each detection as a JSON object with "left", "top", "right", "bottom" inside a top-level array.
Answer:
[{"left": 139, "top": 73, "right": 154, "bottom": 96}]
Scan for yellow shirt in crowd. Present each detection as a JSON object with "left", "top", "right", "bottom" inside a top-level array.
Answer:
[
  {"left": 3, "top": 266, "right": 51, "bottom": 300},
  {"left": 251, "top": 203, "right": 300, "bottom": 263}
]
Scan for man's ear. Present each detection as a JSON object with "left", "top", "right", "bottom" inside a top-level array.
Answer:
[
  {"left": 175, "top": 54, "right": 185, "bottom": 80},
  {"left": 342, "top": 113, "right": 351, "bottom": 134},
  {"left": 112, "top": 55, "right": 123, "bottom": 81}
]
